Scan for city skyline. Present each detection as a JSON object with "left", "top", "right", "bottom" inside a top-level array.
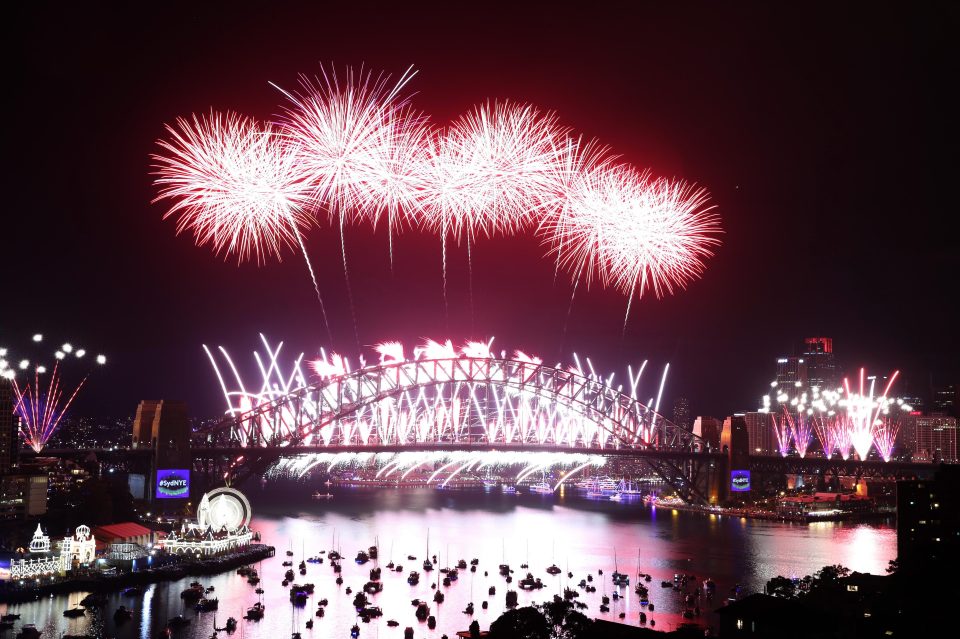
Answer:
[{"left": 3, "top": 3, "right": 956, "bottom": 419}]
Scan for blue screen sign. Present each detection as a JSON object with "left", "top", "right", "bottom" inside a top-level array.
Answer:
[
  {"left": 156, "top": 469, "right": 190, "bottom": 499},
  {"left": 731, "top": 470, "right": 751, "bottom": 492}
]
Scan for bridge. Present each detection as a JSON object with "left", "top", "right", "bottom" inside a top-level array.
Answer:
[
  {"left": 195, "top": 354, "right": 715, "bottom": 503},
  {"left": 24, "top": 350, "right": 942, "bottom": 505}
]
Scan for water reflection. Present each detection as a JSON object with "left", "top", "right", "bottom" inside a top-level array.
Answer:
[{"left": 0, "top": 486, "right": 895, "bottom": 637}]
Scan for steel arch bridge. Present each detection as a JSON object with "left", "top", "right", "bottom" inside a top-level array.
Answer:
[{"left": 199, "top": 355, "right": 711, "bottom": 502}]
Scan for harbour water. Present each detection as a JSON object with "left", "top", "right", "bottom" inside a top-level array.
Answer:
[{"left": 0, "top": 485, "right": 896, "bottom": 637}]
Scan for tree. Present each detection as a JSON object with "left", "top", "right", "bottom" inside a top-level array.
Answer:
[
  {"left": 765, "top": 575, "right": 797, "bottom": 598},
  {"left": 538, "top": 596, "right": 594, "bottom": 639},
  {"left": 488, "top": 607, "right": 551, "bottom": 639}
]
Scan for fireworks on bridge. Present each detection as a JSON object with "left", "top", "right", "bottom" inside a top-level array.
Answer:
[
  {"left": 203, "top": 335, "right": 677, "bottom": 454},
  {"left": 0, "top": 334, "right": 107, "bottom": 453},
  {"left": 153, "top": 65, "right": 721, "bottom": 310},
  {"left": 267, "top": 450, "right": 606, "bottom": 491}
]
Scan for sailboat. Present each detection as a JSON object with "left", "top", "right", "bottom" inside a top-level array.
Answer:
[
  {"left": 422, "top": 529, "right": 433, "bottom": 571},
  {"left": 611, "top": 548, "right": 629, "bottom": 586}
]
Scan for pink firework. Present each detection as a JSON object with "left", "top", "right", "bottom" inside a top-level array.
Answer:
[
  {"left": 840, "top": 369, "right": 900, "bottom": 460},
  {"left": 274, "top": 65, "right": 422, "bottom": 225},
  {"left": 873, "top": 418, "right": 900, "bottom": 462},
  {"left": 770, "top": 411, "right": 792, "bottom": 457},
  {"left": 814, "top": 413, "right": 843, "bottom": 459},
  {"left": 416, "top": 102, "right": 571, "bottom": 240},
  {"left": 152, "top": 112, "right": 313, "bottom": 263},
  {"left": 789, "top": 411, "right": 815, "bottom": 458},
  {"left": 10, "top": 362, "right": 86, "bottom": 453},
  {"left": 547, "top": 164, "right": 722, "bottom": 300}
]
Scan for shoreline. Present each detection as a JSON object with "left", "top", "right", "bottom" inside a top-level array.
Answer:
[
  {"left": 644, "top": 498, "right": 895, "bottom": 524},
  {"left": 0, "top": 544, "right": 275, "bottom": 604}
]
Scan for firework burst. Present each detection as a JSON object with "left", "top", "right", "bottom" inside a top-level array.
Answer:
[
  {"left": 1, "top": 335, "right": 106, "bottom": 453},
  {"left": 152, "top": 112, "right": 313, "bottom": 263},
  {"left": 546, "top": 165, "right": 721, "bottom": 302}
]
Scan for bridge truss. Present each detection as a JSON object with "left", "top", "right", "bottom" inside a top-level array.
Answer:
[{"left": 198, "top": 353, "right": 713, "bottom": 503}]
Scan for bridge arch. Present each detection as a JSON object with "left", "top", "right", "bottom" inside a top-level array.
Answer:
[{"left": 203, "top": 356, "right": 700, "bottom": 454}]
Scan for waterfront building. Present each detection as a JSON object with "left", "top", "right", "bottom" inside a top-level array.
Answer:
[
  {"left": 897, "top": 464, "right": 960, "bottom": 572},
  {"left": 161, "top": 487, "right": 255, "bottom": 556},
  {"left": 716, "top": 593, "right": 821, "bottom": 638},
  {"left": 744, "top": 411, "right": 776, "bottom": 456},
  {"left": 911, "top": 414, "right": 957, "bottom": 462},
  {"left": 776, "top": 492, "right": 872, "bottom": 518},
  {"left": 28, "top": 524, "right": 51, "bottom": 553},
  {"left": 59, "top": 524, "right": 97, "bottom": 568}
]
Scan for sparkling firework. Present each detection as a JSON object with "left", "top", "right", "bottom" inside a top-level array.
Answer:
[
  {"left": 154, "top": 67, "right": 722, "bottom": 313},
  {"left": 761, "top": 381, "right": 819, "bottom": 458},
  {"left": 547, "top": 165, "right": 721, "bottom": 301},
  {"left": 205, "top": 336, "right": 669, "bottom": 450},
  {"left": 152, "top": 112, "right": 313, "bottom": 263},
  {"left": 1, "top": 335, "right": 106, "bottom": 453},
  {"left": 267, "top": 451, "right": 605, "bottom": 492},
  {"left": 416, "top": 102, "right": 570, "bottom": 240}
]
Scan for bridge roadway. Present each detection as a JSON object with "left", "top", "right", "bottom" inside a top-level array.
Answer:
[{"left": 24, "top": 445, "right": 936, "bottom": 479}]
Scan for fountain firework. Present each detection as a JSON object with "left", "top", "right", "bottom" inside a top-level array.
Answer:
[{"left": 0, "top": 335, "right": 106, "bottom": 453}]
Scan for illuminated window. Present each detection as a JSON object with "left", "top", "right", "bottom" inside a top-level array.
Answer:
[
  {"left": 736, "top": 619, "right": 744, "bottom": 630},
  {"left": 847, "top": 585, "right": 859, "bottom": 592}
]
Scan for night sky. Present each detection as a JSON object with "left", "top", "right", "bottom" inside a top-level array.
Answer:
[{"left": 3, "top": 3, "right": 957, "bottom": 420}]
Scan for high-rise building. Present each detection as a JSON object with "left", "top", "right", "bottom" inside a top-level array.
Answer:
[
  {"left": 801, "top": 337, "right": 838, "bottom": 389},
  {"left": 932, "top": 384, "right": 957, "bottom": 417},
  {"left": 744, "top": 411, "right": 777, "bottom": 456},
  {"left": 0, "top": 379, "right": 19, "bottom": 474},
  {"left": 672, "top": 397, "right": 691, "bottom": 431},
  {"left": 775, "top": 357, "right": 807, "bottom": 387},
  {"left": 913, "top": 414, "right": 958, "bottom": 462}
]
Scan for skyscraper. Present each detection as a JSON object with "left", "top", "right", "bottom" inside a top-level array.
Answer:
[
  {"left": 673, "top": 396, "right": 691, "bottom": 431},
  {"left": 0, "top": 379, "right": 18, "bottom": 474},
  {"left": 744, "top": 411, "right": 777, "bottom": 456},
  {"left": 775, "top": 357, "right": 807, "bottom": 386},
  {"left": 913, "top": 415, "right": 958, "bottom": 462},
  {"left": 801, "top": 337, "right": 838, "bottom": 389}
]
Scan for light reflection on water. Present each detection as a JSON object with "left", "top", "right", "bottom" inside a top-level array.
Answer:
[{"left": 0, "top": 487, "right": 895, "bottom": 637}]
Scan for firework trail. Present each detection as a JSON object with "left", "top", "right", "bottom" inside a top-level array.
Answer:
[
  {"left": 1, "top": 335, "right": 106, "bottom": 453},
  {"left": 274, "top": 65, "right": 420, "bottom": 344}
]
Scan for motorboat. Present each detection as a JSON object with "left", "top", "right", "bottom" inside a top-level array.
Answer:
[
  {"left": 113, "top": 606, "right": 133, "bottom": 622},
  {"left": 407, "top": 571, "right": 420, "bottom": 585},
  {"left": 546, "top": 564, "right": 561, "bottom": 575},
  {"left": 355, "top": 551, "right": 369, "bottom": 564},
  {"left": 528, "top": 482, "right": 553, "bottom": 494}
]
